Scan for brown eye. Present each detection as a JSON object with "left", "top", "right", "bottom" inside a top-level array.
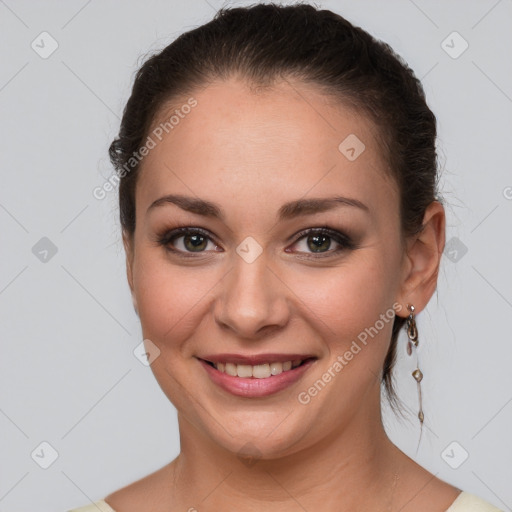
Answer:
[
  {"left": 288, "top": 227, "right": 355, "bottom": 257},
  {"left": 157, "top": 227, "right": 219, "bottom": 254},
  {"left": 182, "top": 233, "right": 208, "bottom": 252},
  {"left": 307, "top": 234, "right": 332, "bottom": 253}
]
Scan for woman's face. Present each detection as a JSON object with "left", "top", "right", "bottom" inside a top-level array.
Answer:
[{"left": 126, "top": 77, "right": 409, "bottom": 458}]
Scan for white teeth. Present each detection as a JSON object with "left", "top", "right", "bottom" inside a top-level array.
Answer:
[
  {"left": 214, "top": 360, "right": 303, "bottom": 377},
  {"left": 270, "top": 362, "right": 282, "bottom": 375},
  {"left": 253, "top": 363, "right": 271, "bottom": 379},
  {"left": 225, "top": 363, "right": 237, "bottom": 376},
  {"left": 236, "top": 364, "right": 253, "bottom": 378}
]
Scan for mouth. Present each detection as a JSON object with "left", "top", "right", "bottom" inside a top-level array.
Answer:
[
  {"left": 200, "top": 357, "right": 315, "bottom": 378},
  {"left": 197, "top": 354, "right": 318, "bottom": 398}
]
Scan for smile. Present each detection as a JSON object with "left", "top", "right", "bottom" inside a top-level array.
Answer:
[
  {"left": 207, "top": 359, "right": 305, "bottom": 378},
  {"left": 197, "top": 356, "right": 317, "bottom": 398}
]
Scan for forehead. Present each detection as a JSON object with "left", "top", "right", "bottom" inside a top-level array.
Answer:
[{"left": 136, "top": 77, "right": 397, "bottom": 218}]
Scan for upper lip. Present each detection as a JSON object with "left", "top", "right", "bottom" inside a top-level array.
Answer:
[{"left": 198, "top": 353, "right": 317, "bottom": 366}]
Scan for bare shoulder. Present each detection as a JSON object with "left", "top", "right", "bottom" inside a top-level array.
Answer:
[{"left": 104, "top": 461, "right": 175, "bottom": 512}]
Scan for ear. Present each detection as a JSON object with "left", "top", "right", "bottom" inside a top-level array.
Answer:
[
  {"left": 396, "top": 200, "right": 446, "bottom": 317},
  {"left": 122, "top": 230, "right": 138, "bottom": 316}
]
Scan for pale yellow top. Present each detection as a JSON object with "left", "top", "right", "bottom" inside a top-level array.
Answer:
[
  {"left": 68, "top": 502, "right": 115, "bottom": 512},
  {"left": 445, "top": 492, "right": 503, "bottom": 511},
  {"left": 68, "top": 492, "right": 503, "bottom": 511}
]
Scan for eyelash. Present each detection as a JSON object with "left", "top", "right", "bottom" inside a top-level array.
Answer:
[{"left": 156, "top": 226, "right": 356, "bottom": 259}]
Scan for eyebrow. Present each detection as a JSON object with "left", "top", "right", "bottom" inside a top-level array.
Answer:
[{"left": 147, "top": 194, "right": 369, "bottom": 220}]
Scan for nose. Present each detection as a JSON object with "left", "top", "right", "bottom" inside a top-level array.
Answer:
[{"left": 213, "top": 251, "right": 290, "bottom": 339}]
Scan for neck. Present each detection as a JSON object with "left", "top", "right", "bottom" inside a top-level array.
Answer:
[{"left": 170, "top": 396, "right": 403, "bottom": 511}]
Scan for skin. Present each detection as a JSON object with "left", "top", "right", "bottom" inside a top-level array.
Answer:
[{"left": 106, "top": 77, "right": 459, "bottom": 511}]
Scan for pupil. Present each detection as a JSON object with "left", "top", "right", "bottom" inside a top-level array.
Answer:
[
  {"left": 185, "top": 234, "right": 206, "bottom": 251},
  {"left": 308, "top": 234, "right": 330, "bottom": 252}
]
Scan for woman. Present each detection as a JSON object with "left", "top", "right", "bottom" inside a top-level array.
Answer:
[{"left": 69, "top": 3, "right": 502, "bottom": 511}]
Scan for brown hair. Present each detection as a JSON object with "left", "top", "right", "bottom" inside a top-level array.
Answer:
[{"left": 109, "top": 2, "right": 440, "bottom": 412}]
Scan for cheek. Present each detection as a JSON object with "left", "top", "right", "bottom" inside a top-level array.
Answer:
[
  {"left": 288, "top": 253, "right": 399, "bottom": 357},
  {"left": 133, "top": 252, "right": 219, "bottom": 348}
]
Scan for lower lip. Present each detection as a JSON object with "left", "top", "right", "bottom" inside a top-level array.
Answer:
[{"left": 198, "top": 358, "right": 316, "bottom": 398}]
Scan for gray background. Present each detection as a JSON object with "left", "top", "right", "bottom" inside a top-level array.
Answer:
[{"left": 1, "top": 1, "right": 511, "bottom": 511}]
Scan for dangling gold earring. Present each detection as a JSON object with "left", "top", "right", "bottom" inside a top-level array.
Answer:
[{"left": 406, "top": 304, "right": 424, "bottom": 428}]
